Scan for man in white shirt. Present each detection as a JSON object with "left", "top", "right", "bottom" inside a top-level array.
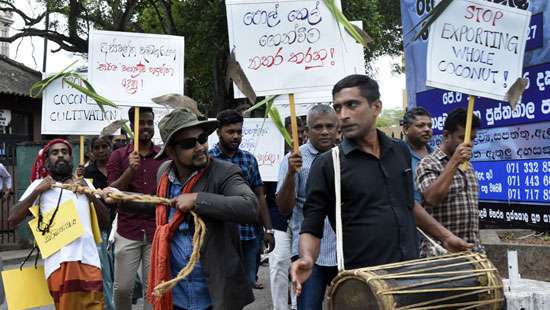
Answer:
[{"left": 9, "top": 138, "right": 109, "bottom": 310}]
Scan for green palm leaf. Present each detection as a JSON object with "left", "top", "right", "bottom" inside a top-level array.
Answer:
[
  {"left": 322, "top": 0, "right": 373, "bottom": 47},
  {"left": 30, "top": 62, "right": 119, "bottom": 114}
]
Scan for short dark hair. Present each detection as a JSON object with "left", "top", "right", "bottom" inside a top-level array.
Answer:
[
  {"left": 332, "top": 74, "right": 380, "bottom": 104},
  {"left": 128, "top": 107, "right": 154, "bottom": 125},
  {"left": 402, "top": 107, "right": 432, "bottom": 128},
  {"left": 89, "top": 136, "right": 111, "bottom": 152},
  {"left": 443, "top": 108, "right": 481, "bottom": 133},
  {"left": 284, "top": 116, "right": 304, "bottom": 130},
  {"left": 216, "top": 109, "right": 243, "bottom": 128}
]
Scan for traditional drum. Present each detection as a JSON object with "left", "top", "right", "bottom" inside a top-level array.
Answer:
[{"left": 326, "top": 252, "right": 504, "bottom": 310}]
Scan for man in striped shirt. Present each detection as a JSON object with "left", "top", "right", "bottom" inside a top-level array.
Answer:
[{"left": 277, "top": 104, "right": 339, "bottom": 310}]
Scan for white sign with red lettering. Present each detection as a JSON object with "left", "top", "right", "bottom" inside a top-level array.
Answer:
[
  {"left": 88, "top": 30, "right": 185, "bottom": 107},
  {"left": 426, "top": 0, "right": 531, "bottom": 100},
  {"left": 226, "top": 0, "right": 356, "bottom": 97},
  {"left": 208, "top": 118, "right": 284, "bottom": 182}
]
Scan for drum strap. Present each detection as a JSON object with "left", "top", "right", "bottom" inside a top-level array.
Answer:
[{"left": 331, "top": 146, "right": 345, "bottom": 272}]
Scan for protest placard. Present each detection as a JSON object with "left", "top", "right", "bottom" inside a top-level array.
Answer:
[
  {"left": 426, "top": 0, "right": 531, "bottom": 101},
  {"left": 271, "top": 20, "right": 366, "bottom": 107},
  {"left": 208, "top": 118, "right": 285, "bottom": 181},
  {"left": 226, "top": 0, "right": 355, "bottom": 97},
  {"left": 41, "top": 73, "right": 124, "bottom": 135},
  {"left": 88, "top": 30, "right": 185, "bottom": 107}
]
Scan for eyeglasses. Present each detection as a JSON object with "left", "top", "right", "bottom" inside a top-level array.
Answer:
[{"left": 172, "top": 133, "right": 209, "bottom": 150}]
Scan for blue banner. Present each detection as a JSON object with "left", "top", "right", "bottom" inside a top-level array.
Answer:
[
  {"left": 401, "top": 0, "right": 550, "bottom": 106},
  {"left": 417, "top": 62, "right": 550, "bottom": 135},
  {"left": 401, "top": 0, "right": 550, "bottom": 226},
  {"left": 473, "top": 159, "right": 550, "bottom": 204}
]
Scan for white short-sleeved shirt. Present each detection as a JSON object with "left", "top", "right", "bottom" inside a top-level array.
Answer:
[{"left": 20, "top": 179, "right": 101, "bottom": 278}]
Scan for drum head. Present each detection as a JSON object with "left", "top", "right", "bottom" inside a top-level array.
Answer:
[{"left": 329, "top": 278, "right": 380, "bottom": 310}]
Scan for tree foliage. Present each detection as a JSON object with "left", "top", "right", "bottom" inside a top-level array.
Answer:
[
  {"left": 377, "top": 107, "right": 404, "bottom": 128},
  {"left": 1, "top": 0, "right": 402, "bottom": 115}
]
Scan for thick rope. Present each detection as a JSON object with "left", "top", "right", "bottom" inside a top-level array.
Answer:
[{"left": 51, "top": 182, "right": 206, "bottom": 296}]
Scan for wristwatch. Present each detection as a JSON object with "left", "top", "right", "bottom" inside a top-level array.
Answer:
[{"left": 265, "top": 228, "right": 274, "bottom": 234}]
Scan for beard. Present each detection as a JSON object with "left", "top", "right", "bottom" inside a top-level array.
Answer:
[{"left": 46, "top": 159, "right": 73, "bottom": 181}]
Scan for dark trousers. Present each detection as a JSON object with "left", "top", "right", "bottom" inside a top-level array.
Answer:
[{"left": 298, "top": 264, "right": 338, "bottom": 310}]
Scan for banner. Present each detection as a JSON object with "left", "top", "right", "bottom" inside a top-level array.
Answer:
[
  {"left": 226, "top": 0, "right": 356, "bottom": 97},
  {"left": 426, "top": 0, "right": 531, "bottom": 101},
  {"left": 208, "top": 118, "right": 285, "bottom": 182},
  {"left": 418, "top": 63, "right": 550, "bottom": 135},
  {"left": 41, "top": 73, "right": 123, "bottom": 135},
  {"left": 88, "top": 30, "right": 185, "bottom": 107},
  {"left": 401, "top": 0, "right": 550, "bottom": 227},
  {"left": 401, "top": 0, "right": 549, "bottom": 106}
]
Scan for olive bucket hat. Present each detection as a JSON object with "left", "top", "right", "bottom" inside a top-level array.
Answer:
[{"left": 155, "top": 107, "right": 218, "bottom": 159}]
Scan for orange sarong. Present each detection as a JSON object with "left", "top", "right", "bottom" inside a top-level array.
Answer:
[{"left": 47, "top": 261, "right": 104, "bottom": 310}]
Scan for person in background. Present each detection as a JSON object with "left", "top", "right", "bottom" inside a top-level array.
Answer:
[
  {"left": 84, "top": 136, "right": 115, "bottom": 310},
  {"left": 416, "top": 108, "right": 484, "bottom": 255},
  {"left": 112, "top": 134, "right": 129, "bottom": 151},
  {"left": 209, "top": 109, "right": 275, "bottom": 290},
  {"left": 277, "top": 105, "right": 339, "bottom": 310},
  {"left": 402, "top": 107, "right": 434, "bottom": 203},
  {"left": 0, "top": 163, "right": 13, "bottom": 200},
  {"left": 107, "top": 107, "right": 166, "bottom": 310},
  {"left": 267, "top": 116, "right": 305, "bottom": 310}
]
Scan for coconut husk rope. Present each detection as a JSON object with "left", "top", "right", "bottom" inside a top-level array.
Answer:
[{"left": 51, "top": 182, "right": 205, "bottom": 296}]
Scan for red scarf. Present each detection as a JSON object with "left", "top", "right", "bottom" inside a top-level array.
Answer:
[
  {"left": 31, "top": 138, "right": 73, "bottom": 181},
  {"left": 147, "top": 164, "right": 207, "bottom": 309}
]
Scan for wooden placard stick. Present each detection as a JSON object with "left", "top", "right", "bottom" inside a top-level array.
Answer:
[
  {"left": 79, "top": 135, "right": 85, "bottom": 165},
  {"left": 133, "top": 107, "right": 140, "bottom": 152},
  {"left": 288, "top": 94, "right": 299, "bottom": 153},
  {"left": 460, "top": 95, "right": 475, "bottom": 170}
]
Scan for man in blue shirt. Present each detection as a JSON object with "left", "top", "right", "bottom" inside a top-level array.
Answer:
[
  {"left": 277, "top": 104, "right": 339, "bottom": 310},
  {"left": 121, "top": 107, "right": 258, "bottom": 309},
  {"left": 209, "top": 109, "right": 274, "bottom": 289},
  {"left": 402, "top": 107, "right": 434, "bottom": 202}
]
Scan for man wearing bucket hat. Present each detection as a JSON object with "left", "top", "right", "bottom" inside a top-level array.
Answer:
[{"left": 107, "top": 107, "right": 259, "bottom": 310}]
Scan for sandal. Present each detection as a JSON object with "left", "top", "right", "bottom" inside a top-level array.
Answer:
[{"left": 253, "top": 282, "right": 264, "bottom": 289}]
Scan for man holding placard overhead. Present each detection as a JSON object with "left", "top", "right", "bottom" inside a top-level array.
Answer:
[
  {"left": 107, "top": 107, "right": 166, "bottom": 310},
  {"left": 416, "top": 108, "right": 484, "bottom": 255},
  {"left": 9, "top": 139, "right": 110, "bottom": 309},
  {"left": 291, "top": 75, "right": 473, "bottom": 294}
]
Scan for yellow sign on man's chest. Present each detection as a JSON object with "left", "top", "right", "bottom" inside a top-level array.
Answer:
[{"left": 28, "top": 199, "right": 85, "bottom": 258}]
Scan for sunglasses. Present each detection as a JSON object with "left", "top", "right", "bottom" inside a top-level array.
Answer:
[{"left": 172, "top": 133, "right": 209, "bottom": 150}]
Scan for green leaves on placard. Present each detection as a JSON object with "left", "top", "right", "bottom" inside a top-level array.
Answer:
[
  {"left": 410, "top": 0, "right": 454, "bottom": 41},
  {"left": 244, "top": 95, "right": 293, "bottom": 147},
  {"left": 267, "top": 102, "right": 293, "bottom": 147},
  {"left": 30, "top": 61, "right": 118, "bottom": 113},
  {"left": 322, "top": 0, "right": 373, "bottom": 48}
]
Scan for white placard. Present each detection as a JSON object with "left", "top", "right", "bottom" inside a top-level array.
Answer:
[
  {"left": 208, "top": 118, "right": 285, "bottom": 182},
  {"left": 88, "top": 30, "right": 185, "bottom": 107},
  {"left": 41, "top": 75, "right": 172, "bottom": 138},
  {"left": 41, "top": 74, "right": 124, "bottom": 135},
  {"left": 426, "top": 0, "right": 531, "bottom": 101},
  {"left": 226, "top": 0, "right": 355, "bottom": 97},
  {"left": 271, "top": 20, "right": 366, "bottom": 105}
]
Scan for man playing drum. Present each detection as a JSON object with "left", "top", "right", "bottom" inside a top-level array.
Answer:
[{"left": 291, "top": 75, "right": 473, "bottom": 295}]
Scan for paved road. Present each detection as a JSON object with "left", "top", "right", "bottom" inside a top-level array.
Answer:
[{"left": 0, "top": 263, "right": 275, "bottom": 310}]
